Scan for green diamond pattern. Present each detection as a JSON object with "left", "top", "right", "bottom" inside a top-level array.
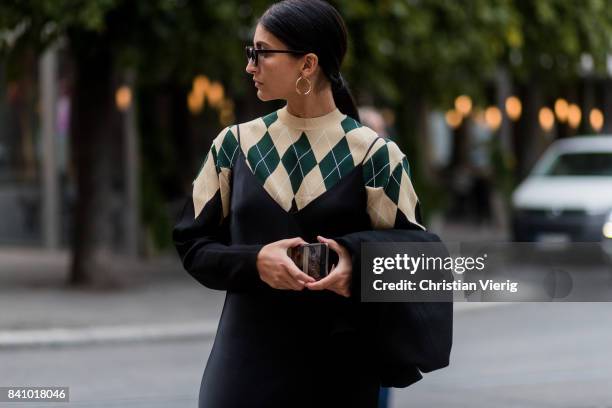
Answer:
[
  {"left": 217, "top": 129, "right": 239, "bottom": 169},
  {"left": 262, "top": 111, "right": 278, "bottom": 128},
  {"left": 401, "top": 156, "right": 413, "bottom": 180},
  {"left": 363, "top": 143, "right": 389, "bottom": 188},
  {"left": 281, "top": 133, "right": 318, "bottom": 194},
  {"left": 319, "top": 137, "right": 354, "bottom": 189},
  {"left": 247, "top": 132, "right": 280, "bottom": 182},
  {"left": 210, "top": 145, "right": 220, "bottom": 174},
  {"left": 341, "top": 116, "right": 362, "bottom": 134},
  {"left": 385, "top": 163, "right": 403, "bottom": 204}
]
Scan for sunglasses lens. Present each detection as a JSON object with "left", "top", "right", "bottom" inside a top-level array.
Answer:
[{"left": 246, "top": 47, "right": 257, "bottom": 66}]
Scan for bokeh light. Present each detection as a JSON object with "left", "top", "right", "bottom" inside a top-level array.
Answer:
[
  {"left": 485, "top": 106, "right": 502, "bottom": 130},
  {"left": 505, "top": 96, "right": 522, "bottom": 121},
  {"left": 567, "top": 104, "right": 581, "bottom": 128},
  {"left": 193, "top": 75, "right": 210, "bottom": 96},
  {"left": 589, "top": 108, "right": 604, "bottom": 132},
  {"left": 455, "top": 95, "right": 473, "bottom": 116},
  {"left": 207, "top": 82, "right": 225, "bottom": 108},
  {"left": 445, "top": 109, "right": 463, "bottom": 129},
  {"left": 187, "top": 90, "right": 204, "bottom": 114},
  {"left": 115, "top": 86, "right": 132, "bottom": 112},
  {"left": 554, "top": 98, "right": 569, "bottom": 123},
  {"left": 539, "top": 107, "right": 555, "bottom": 131}
]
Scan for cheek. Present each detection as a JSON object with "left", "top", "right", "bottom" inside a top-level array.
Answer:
[{"left": 260, "top": 60, "right": 296, "bottom": 95}]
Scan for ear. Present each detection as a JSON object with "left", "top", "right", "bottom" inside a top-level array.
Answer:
[{"left": 300, "top": 53, "right": 319, "bottom": 77}]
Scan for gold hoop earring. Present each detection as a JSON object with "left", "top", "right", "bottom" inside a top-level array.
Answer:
[{"left": 295, "top": 76, "right": 312, "bottom": 95}]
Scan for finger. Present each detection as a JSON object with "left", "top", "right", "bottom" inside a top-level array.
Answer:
[
  {"left": 283, "top": 275, "right": 304, "bottom": 291},
  {"left": 282, "top": 237, "right": 308, "bottom": 248},
  {"left": 275, "top": 273, "right": 301, "bottom": 290},
  {"left": 286, "top": 272, "right": 306, "bottom": 290},
  {"left": 325, "top": 263, "right": 336, "bottom": 278},
  {"left": 305, "top": 272, "right": 338, "bottom": 290},
  {"left": 338, "top": 288, "right": 351, "bottom": 298},
  {"left": 283, "top": 261, "right": 316, "bottom": 283},
  {"left": 317, "top": 236, "right": 347, "bottom": 256},
  {"left": 321, "top": 239, "right": 351, "bottom": 267},
  {"left": 326, "top": 279, "right": 350, "bottom": 297}
]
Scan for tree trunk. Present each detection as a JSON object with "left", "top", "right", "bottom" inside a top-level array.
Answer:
[
  {"left": 513, "top": 79, "right": 543, "bottom": 181},
  {"left": 68, "top": 32, "right": 120, "bottom": 287},
  {"left": 414, "top": 92, "right": 435, "bottom": 183},
  {"left": 605, "top": 79, "right": 612, "bottom": 134}
]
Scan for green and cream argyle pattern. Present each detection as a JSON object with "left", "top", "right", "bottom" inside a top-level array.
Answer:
[
  {"left": 362, "top": 138, "right": 422, "bottom": 229},
  {"left": 192, "top": 106, "right": 424, "bottom": 230},
  {"left": 192, "top": 127, "right": 239, "bottom": 220}
]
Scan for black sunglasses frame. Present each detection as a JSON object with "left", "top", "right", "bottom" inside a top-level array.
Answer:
[{"left": 245, "top": 45, "right": 308, "bottom": 67}]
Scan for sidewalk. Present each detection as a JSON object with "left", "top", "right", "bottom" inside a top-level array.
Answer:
[
  {"left": 0, "top": 248, "right": 225, "bottom": 348},
  {"left": 0, "top": 226, "right": 508, "bottom": 348}
]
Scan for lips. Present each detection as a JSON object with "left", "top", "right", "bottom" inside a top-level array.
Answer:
[{"left": 254, "top": 79, "right": 263, "bottom": 87}]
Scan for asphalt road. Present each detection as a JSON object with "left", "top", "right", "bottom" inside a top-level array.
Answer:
[
  {"left": 0, "top": 338, "right": 209, "bottom": 407},
  {"left": 392, "top": 303, "right": 612, "bottom": 408},
  {"left": 2, "top": 303, "right": 612, "bottom": 408}
]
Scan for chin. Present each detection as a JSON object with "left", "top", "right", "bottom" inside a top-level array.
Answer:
[
  {"left": 256, "top": 90, "right": 272, "bottom": 101},
  {"left": 256, "top": 89, "right": 286, "bottom": 102}
]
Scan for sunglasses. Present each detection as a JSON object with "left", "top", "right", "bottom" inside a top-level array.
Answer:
[{"left": 245, "top": 45, "right": 307, "bottom": 67}]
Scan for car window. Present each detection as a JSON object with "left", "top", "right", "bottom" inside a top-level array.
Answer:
[{"left": 541, "top": 152, "right": 612, "bottom": 176}]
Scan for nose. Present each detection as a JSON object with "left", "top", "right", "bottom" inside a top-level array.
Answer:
[{"left": 245, "top": 59, "right": 257, "bottom": 75}]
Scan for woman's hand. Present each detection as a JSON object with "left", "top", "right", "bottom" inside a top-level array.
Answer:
[
  {"left": 256, "top": 237, "right": 316, "bottom": 290},
  {"left": 305, "top": 236, "right": 352, "bottom": 298}
]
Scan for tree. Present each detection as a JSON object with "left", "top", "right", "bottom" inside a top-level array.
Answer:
[
  {"left": 505, "top": 0, "right": 612, "bottom": 178},
  {"left": 1, "top": 1, "right": 611, "bottom": 285},
  {"left": 334, "top": 0, "right": 612, "bottom": 213},
  {"left": 336, "top": 0, "right": 519, "bottom": 216},
  {"left": 0, "top": 0, "right": 253, "bottom": 286}
]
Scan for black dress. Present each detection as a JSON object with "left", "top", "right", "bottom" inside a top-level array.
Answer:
[{"left": 173, "top": 107, "right": 443, "bottom": 407}]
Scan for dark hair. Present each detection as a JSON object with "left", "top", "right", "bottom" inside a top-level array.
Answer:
[{"left": 259, "top": 0, "right": 360, "bottom": 122}]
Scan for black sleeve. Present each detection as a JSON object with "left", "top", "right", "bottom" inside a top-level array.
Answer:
[
  {"left": 172, "top": 128, "right": 264, "bottom": 291},
  {"left": 173, "top": 191, "right": 263, "bottom": 291}
]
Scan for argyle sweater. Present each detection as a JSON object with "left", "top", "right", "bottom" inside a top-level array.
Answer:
[
  {"left": 174, "top": 107, "right": 452, "bottom": 389},
  {"left": 191, "top": 106, "right": 424, "bottom": 231},
  {"left": 174, "top": 105, "right": 427, "bottom": 292}
]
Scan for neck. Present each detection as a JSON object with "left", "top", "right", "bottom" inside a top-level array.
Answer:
[{"left": 285, "top": 86, "right": 337, "bottom": 118}]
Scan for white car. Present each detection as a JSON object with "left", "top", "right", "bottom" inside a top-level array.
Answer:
[{"left": 512, "top": 135, "right": 612, "bottom": 248}]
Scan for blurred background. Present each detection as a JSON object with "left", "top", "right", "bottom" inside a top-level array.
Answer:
[{"left": 1, "top": 1, "right": 612, "bottom": 407}]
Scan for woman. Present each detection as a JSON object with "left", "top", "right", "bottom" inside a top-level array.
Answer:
[{"left": 173, "top": 1, "right": 433, "bottom": 406}]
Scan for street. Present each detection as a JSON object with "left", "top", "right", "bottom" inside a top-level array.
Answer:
[
  {"left": 2, "top": 303, "right": 612, "bottom": 407},
  {"left": 1, "top": 338, "right": 209, "bottom": 407},
  {"left": 393, "top": 303, "right": 612, "bottom": 407}
]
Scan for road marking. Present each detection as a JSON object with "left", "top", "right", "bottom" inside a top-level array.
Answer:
[{"left": 0, "top": 321, "right": 218, "bottom": 348}]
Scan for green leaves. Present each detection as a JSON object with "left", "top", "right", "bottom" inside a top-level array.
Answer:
[{"left": 0, "top": 0, "right": 610, "bottom": 114}]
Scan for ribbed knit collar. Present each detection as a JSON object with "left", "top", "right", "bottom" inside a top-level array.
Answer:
[{"left": 277, "top": 105, "right": 345, "bottom": 130}]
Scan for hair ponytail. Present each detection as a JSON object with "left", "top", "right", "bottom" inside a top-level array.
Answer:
[
  {"left": 260, "top": 0, "right": 360, "bottom": 122},
  {"left": 331, "top": 74, "right": 360, "bottom": 122}
]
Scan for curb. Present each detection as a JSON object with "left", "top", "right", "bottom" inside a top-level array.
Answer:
[
  {"left": 453, "top": 302, "right": 512, "bottom": 313},
  {"left": 0, "top": 303, "right": 510, "bottom": 349},
  {"left": 0, "top": 321, "right": 218, "bottom": 349}
]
